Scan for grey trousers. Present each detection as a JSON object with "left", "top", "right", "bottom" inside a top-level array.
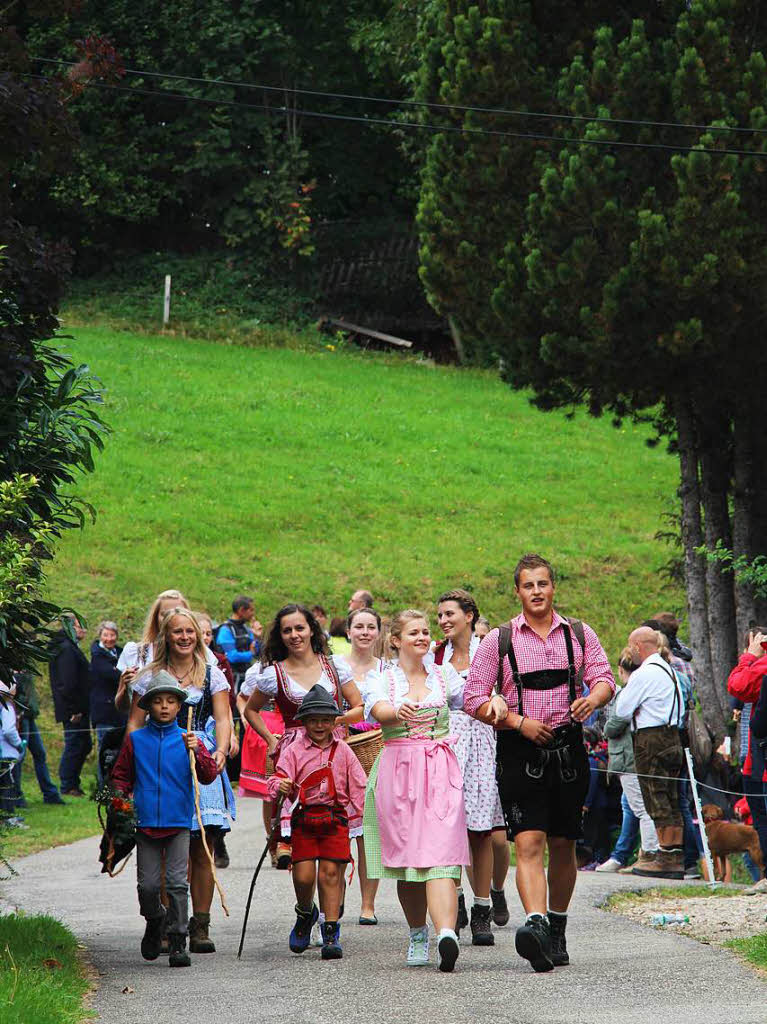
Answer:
[{"left": 136, "top": 829, "right": 190, "bottom": 935}]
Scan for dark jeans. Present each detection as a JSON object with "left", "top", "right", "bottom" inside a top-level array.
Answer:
[
  {"left": 743, "top": 774, "right": 767, "bottom": 879},
  {"left": 59, "top": 716, "right": 93, "bottom": 792},
  {"left": 0, "top": 758, "right": 19, "bottom": 814},
  {"left": 14, "top": 718, "right": 61, "bottom": 802},
  {"left": 678, "top": 778, "right": 703, "bottom": 869}
]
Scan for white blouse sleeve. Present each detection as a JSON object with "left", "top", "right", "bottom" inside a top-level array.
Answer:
[
  {"left": 255, "top": 665, "right": 279, "bottom": 697},
  {"left": 239, "top": 662, "right": 262, "bottom": 699},
  {"left": 441, "top": 663, "right": 465, "bottom": 710},
  {"left": 209, "top": 665, "right": 230, "bottom": 694},
  {"left": 116, "top": 641, "right": 139, "bottom": 672},
  {"left": 332, "top": 656, "right": 355, "bottom": 687},
  {"left": 362, "top": 668, "right": 390, "bottom": 721},
  {"left": 130, "top": 669, "right": 150, "bottom": 697}
]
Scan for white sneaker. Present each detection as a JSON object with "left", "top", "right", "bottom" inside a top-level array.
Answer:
[
  {"left": 595, "top": 857, "right": 622, "bottom": 873},
  {"left": 406, "top": 926, "right": 429, "bottom": 966},
  {"left": 311, "top": 922, "right": 323, "bottom": 947}
]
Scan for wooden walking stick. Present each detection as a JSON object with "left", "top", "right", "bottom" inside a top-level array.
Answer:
[
  {"left": 238, "top": 793, "right": 284, "bottom": 960},
  {"left": 188, "top": 707, "right": 229, "bottom": 916}
]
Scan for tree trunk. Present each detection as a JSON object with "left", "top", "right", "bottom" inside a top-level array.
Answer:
[
  {"left": 698, "top": 408, "right": 738, "bottom": 728},
  {"left": 675, "top": 398, "right": 726, "bottom": 740},
  {"left": 733, "top": 402, "right": 758, "bottom": 636}
]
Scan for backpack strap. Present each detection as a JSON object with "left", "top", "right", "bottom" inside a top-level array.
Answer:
[{"left": 496, "top": 624, "right": 511, "bottom": 696}]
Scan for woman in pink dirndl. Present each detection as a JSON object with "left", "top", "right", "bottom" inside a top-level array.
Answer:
[{"left": 362, "top": 609, "right": 470, "bottom": 972}]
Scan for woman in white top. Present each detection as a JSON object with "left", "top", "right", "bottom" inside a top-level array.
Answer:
[
  {"left": 362, "top": 610, "right": 469, "bottom": 972},
  {"left": 335, "top": 607, "right": 385, "bottom": 924},
  {"left": 244, "top": 604, "right": 364, "bottom": 867},
  {"left": 428, "top": 589, "right": 509, "bottom": 944},
  {"left": 116, "top": 589, "right": 216, "bottom": 710},
  {"left": 128, "top": 607, "right": 231, "bottom": 954}
]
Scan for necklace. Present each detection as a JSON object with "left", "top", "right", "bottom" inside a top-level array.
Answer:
[{"left": 168, "top": 662, "right": 194, "bottom": 685}]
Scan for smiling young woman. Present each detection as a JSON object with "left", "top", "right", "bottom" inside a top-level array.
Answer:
[
  {"left": 429, "top": 588, "right": 509, "bottom": 945},
  {"left": 362, "top": 609, "right": 470, "bottom": 973}
]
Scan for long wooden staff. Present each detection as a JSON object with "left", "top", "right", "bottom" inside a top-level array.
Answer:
[{"left": 188, "top": 707, "right": 229, "bottom": 916}]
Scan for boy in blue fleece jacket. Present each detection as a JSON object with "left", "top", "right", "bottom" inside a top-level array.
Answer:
[{"left": 112, "top": 671, "right": 218, "bottom": 967}]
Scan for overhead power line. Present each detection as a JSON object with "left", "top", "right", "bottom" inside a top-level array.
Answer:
[
  {"left": 32, "top": 54, "right": 767, "bottom": 138},
  {"left": 23, "top": 73, "right": 767, "bottom": 160}
]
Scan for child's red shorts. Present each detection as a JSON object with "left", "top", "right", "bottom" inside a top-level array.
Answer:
[{"left": 290, "top": 819, "right": 351, "bottom": 863}]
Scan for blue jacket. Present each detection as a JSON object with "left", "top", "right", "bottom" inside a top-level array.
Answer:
[
  {"left": 216, "top": 621, "right": 255, "bottom": 668},
  {"left": 131, "top": 719, "right": 194, "bottom": 829}
]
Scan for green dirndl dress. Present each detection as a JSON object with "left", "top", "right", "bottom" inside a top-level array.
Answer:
[{"left": 362, "top": 702, "right": 466, "bottom": 881}]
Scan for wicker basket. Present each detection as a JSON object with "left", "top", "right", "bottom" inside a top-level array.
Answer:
[{"left": 346, "top": 728, "right": 384, "bottom": 776}]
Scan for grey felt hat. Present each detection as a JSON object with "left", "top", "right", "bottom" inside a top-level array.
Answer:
[
  {"left": 294, "top": 684, "right": 341, "bottom": 720},
  {"left": 137, "top": 669, "right": 189, "bottom": 710}
]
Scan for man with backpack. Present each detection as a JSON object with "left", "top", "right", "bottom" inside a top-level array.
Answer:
[
  {"left": 215, "top": 596, "right": 258, "bottom": 690},
  {"left": 464, "top": 553, "right": 614, "bottom": 974}
]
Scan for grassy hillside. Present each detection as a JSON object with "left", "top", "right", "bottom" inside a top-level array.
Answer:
[{"left": 47, "top": 325, "right": 681, "bottom": 660}]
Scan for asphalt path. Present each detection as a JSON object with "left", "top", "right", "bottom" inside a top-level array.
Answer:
[{"left": 3, "top": 799, "right": 766, "bottom": 1024}]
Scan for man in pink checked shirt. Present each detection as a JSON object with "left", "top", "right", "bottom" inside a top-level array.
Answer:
[{"left": 464, "top": 553, "right": 615, "bottom": 974}]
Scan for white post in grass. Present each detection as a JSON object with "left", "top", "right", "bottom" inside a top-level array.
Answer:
[
  {"left": 684, "top": 746, "right": 718, "bottom": 888},
  {"left": 163, "top": 274, "right": 171, "bottom": 327}
]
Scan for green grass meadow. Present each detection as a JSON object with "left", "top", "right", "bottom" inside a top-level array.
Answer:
[
  {"left": 0, "top": 913, "right": 92, "bottom": 1024},
  {"left": 48, "top": 324, "right": 681, "bottom": 653}
]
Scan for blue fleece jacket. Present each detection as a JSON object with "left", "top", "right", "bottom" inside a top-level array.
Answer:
[{"left": 131, "top": 719, "right": 194, "bottom": 829}]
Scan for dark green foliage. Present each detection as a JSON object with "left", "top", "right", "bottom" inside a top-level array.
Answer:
[{"left": 26, "top": 0, "right": 414, "bottom": 263}]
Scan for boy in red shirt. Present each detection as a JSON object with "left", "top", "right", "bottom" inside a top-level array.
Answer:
[{"left": 268, "top": 685, "right": 366, "bottom": 961}]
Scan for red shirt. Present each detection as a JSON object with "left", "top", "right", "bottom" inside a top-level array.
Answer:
[
  {"left": 464, "top": 610, "right": 615, "bottom": 729},
  {"left": 112, "top": 731, "right": 219, "bottom": 838},
  {"left": 727, "top": 652, "right": 767, "bottom": 779}
]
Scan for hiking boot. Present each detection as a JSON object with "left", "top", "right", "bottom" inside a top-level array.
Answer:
[
  {"left": 320, "top": 921, "right": 343, "bottom": 960},
  {"left": 549, "top": 913, "right": 569, "bottom": 966},
  {"left": 406, "top": 926, "right": 429, "bottom": 966},
  {"left": 455, "top": 892, "right": 468, "bottom": 935},
  {"left": 289, "top": 903, "right": 318, "bottom": 954},
  {"left": 276, "top": 842, "right": 292, "bottom": 870},
  {"left": 491, "top": 887, "right": 510, "bottom": 926},
  {"left": 188, "top": 912, "right": 215, "bottom": 953},
  {"left": 437, "top": 928, "right": 460, "bottom": 973},
  {"left": 168, "top": 933, "right": 191, "bottom": 968},
  {"left": 470, "top": 904, "right": 495, "bottom": 946},
  {"left": 632, "top": 849, "right": 683, "bottom": 881},
  {"left": 140, "top": 914, "right": 165, "bottom": 961},
  {"left": 213, "top": 833, "right": 230, "bottom": 869},
  {"left": 515, "top": 915, "right": 554, "bottom": 973}
]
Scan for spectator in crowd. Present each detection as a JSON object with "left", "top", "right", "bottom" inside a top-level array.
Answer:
[
  {"left": 348, "top": 589, "right": 374, "bottom": 612},
  {"left": 0, "top": 680, "right": 26, "bottom": 827},
  {"left": 616, "top": 627, "right": 685, "bottom": 879},
  {"left": 311, "top": 605, "right": 331, "bottom": 640},
  {"left": 579, "top": 727, "right": 614, "bottom": 869},
  {"left": 89, "top": 621, "right": 126, "bottom": 787},
  {"left": 475, "top": 617, "right": 491, "bottom": 640},
  {"left": 328, "top": 617, "right": 352, "bottom": 656},
  {"left": 49, "top": 615, "right": 92, "bottom": 797},
  {"left": 215, "top": 596, "right": 258, "bottom": 691},
  {"left": 11, "top": 670, "right": 64, "bottom": 805},
  {"left": 596, "top": 649, "right": 659, "bottom": 874},
  {"left": 727, "top": 626, "right": 767, "bottom": 891}
]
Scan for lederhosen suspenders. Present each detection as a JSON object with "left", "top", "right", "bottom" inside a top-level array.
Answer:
[
  {"left": 497, "top": 625, "right": 582, "bottom": 783},
  {"left": 504, "top": 626, "right": 578, "bottom": 719}
]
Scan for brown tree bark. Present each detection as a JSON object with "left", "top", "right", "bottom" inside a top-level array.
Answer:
[
  {"left": 733, "top": 403, "right": 758, "bottom": 635},
  {"left": 675, "top": 398, "right": 726, "bottom": 740},
  {"left": 698, "top": 408, "right": 738, "bottom": 728}
]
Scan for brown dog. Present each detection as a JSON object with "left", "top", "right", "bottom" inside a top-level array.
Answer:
[{"left": 702, "top": 803, "right": 764, "bottom": 882}]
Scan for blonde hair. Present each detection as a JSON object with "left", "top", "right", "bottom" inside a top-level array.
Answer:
[
  {"left": 387, "top": 608, "right": 428, "bottom": 661},
  {"left": 136, "top": 607, "right": 207, "bottom": 690},
  {"left": 656, "top": 630, "right": 672, "bottom": 663},
  {"left": 141, "top": 589, "right": 189, "bottom": 645}
]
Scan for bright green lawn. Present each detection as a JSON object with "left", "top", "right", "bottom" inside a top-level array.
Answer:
[
  {"left": 0, "top": 913, "right": 92, "bottom": 1023},
  {"left": 47, "top": 324, "right": 681, "bottom": 653}
]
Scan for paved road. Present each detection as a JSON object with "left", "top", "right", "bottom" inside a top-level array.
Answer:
[{"left": 3, "top": 799, "right": 765, "bottom": 1024}]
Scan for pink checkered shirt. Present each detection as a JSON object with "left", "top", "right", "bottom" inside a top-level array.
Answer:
[{"left": 464, "top": 610, "right": 615, "bottom": 729}]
